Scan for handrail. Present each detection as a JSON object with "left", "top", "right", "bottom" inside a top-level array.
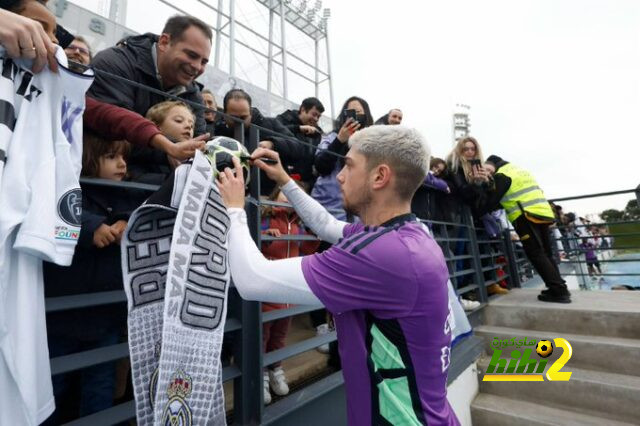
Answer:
[{"left": 549, "top": 188, "right": 637, "bottom": 202}]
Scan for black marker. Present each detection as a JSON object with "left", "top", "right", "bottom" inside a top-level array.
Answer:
[{"left": 240, "top": 155, "right": 279, "bottom": 165}]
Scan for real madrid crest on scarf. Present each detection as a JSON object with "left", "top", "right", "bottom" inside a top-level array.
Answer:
[
  {"left": 162, "top": 370, "right": 193, "bottom": 426},
  {"left": 123, "top": 151, "right": 230, "bottom": 425}
]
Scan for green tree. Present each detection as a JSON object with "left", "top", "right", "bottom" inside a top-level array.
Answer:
[
  {"left": 600, "top": 209, "right": 624, "bottom": 222},
  {"left": 624, "top": 199, "right": 640, "bottom": 220}
]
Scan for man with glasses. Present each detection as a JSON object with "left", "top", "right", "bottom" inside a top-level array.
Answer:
[{"left": 64, "top": 35, "right": 91, "bottom": 72}]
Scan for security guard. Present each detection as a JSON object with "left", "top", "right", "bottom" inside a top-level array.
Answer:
[{"left": 475, "top": 155, "right": 571, "bottom": 303}]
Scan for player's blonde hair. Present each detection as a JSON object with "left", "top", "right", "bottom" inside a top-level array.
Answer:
[{"left": 348, "top": 125, "right": 430, "bottom": 201}]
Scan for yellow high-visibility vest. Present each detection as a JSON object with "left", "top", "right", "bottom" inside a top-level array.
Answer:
[{"left": 498, "top": 163, "right": 554, "bottom": 223}]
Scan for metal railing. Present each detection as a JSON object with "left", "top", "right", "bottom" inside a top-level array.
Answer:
[
  {"left": 548, "top": 188, "right": 640, "bottom": 290},
  {"left": 43, "top": 61, "right": 538, "bottom": 424},
  {"left": 46, "top": 124, "right": 534, "bottom": 425}
]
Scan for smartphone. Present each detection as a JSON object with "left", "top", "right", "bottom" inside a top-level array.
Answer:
[
  {"left": 343, "top": 109, "right": 357, "bottom": 122},
  {"left": 470, "top": 159, "right": 481, "bottom": 167}
]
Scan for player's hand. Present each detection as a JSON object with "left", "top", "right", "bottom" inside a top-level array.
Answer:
[
  {"left": 93, "top": 224, "right": 118, "bottom": 248},
  {"left": 259, "top": 140, "right": 274, "bottom": 150},
  {"left": 250, "top": 147, "right": 290, "bottom": 186},
  {"left": 300, "top": 125, "right": 318, "bottom": 135},
  {"left": 0, "top": 10, "right": 58, "bottom": 73},
  {"left": 337, "top": 119, "right": 359, "bottom": 143},
  {"left": 160, "top": 133, "right": 208, "bottom": 161},
  {"left": 110, "top": 220, "right": 128, "bottom": 243},
  {"left": 217, "top": 156, "right": 246, "bottom": 209},
  {"left": 264, "top": 228, "right": 282, "bottom": 237}
]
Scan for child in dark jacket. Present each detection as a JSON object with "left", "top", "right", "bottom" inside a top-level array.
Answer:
[
  {"left": 43, "top": 131, "right": 141, "bottom": 422},
  {"left": 260, "top": 184, "right": 320, "bottom": 404}
]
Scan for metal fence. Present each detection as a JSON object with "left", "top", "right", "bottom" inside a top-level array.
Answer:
[
  {"left": 547, "top": 188, "right": 640, "bottom": 291},
  {"left": 44, "top": 117, "right": 539, "bottom": 424}
]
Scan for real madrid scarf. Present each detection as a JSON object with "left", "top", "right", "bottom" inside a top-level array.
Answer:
[{"left": 123, "top": 151, "right": 230, "bottom": 425}]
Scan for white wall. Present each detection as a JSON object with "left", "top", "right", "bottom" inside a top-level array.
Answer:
[{"left": 447, "top": 362, "right": 479, "bottom": 426}]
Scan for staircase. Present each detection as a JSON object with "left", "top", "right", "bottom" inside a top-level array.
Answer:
[{"left": 471, "top": 289, "right": 640, "bottom": 426}]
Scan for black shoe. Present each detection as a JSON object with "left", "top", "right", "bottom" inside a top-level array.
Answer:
[
  {"left": 541, "top": 287, "right": 571, "bottom": 296},
  {"left": 537, "top": 292, "right": 571, "bottom": 303}
]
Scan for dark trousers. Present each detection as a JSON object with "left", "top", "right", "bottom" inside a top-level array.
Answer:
[
  {"left": 513, "top": 216, "right": 568, "bottom": 294},
  {"left": 263, "top": 317, "right": 292, "bottom": 369}
]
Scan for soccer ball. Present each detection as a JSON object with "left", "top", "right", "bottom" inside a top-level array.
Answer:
[
  {"left": 205, "top": 136, "right": 250, "bottom": 184},
  {"left": 536, "top": 340, "right": 554, "bottom": 358}
]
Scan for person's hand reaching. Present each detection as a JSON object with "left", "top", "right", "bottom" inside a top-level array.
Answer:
[
  {"left": 250, "top": 147, "right": 290, "bottom": 187},
  {"left": 217, "top": 156, "right": 247, "bottom": 209}
]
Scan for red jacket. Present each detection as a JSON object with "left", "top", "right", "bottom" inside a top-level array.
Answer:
[
  {"left": 261, "top": 208, "right": 320, "bottom": 311},
  {"left": 84, "top": 96, "right": 161, "bottom": 146}
]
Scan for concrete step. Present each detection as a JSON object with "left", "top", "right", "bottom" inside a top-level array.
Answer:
[
  {"left": 471, "top": 393, "right": 637, "bottom": 426},
  {"left": 477, "top": 359, "right": 640, "bottom": 424},
  {"left": 482, "top": 289, "right": 640, "bottom": 339},
  {"left": 475, "top": 325, "right": 640, "bottom": 377}
]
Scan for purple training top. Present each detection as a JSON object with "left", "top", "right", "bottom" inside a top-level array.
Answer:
[{"left": 302, "top": 213, "right": 460, "bottom": 426}]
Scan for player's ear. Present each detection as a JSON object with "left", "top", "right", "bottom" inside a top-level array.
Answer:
[{"left": 371, "top": 163, "right": 391, "bottom": 190}]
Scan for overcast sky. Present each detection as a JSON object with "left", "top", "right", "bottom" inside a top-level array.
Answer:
[
  {"left": 84, "top": 0, "right": 639, "bottom": 216},
  {"left": 320, "top": 0, "right": 639, "bottom": 216}
]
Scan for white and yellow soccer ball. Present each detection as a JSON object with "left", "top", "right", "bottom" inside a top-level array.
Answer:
[
  {"left": 205, "top": 136, "right": 250, "bottom": 184},
  {"left": 535, "top": 340, "right": 554, "bottom": 358}
]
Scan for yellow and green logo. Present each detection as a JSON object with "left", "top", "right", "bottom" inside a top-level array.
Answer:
[{"left": 482, "top": 337, "right": 573, "bottom": 382}]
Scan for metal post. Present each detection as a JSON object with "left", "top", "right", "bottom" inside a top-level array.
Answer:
[
  {"left": 636, "top": 183, "right": 640, "bottom": 205},
  {"left": 464, "top": 209, "right": 488, "bottom": 303},
  {"left": 267, "top": 2, "right": 275, "bottom": 115},
  {"left": 314, "top": 38, "right": 320, "bottom": 98},
  {"left": 324, "top": 30, "right": 335, "bottom": 120},
  {"left": 229, "top": 0, "right": 236, "bottom": 78},
  {"left": 214, "top": 0, "right": 223, "bottom": 69},
  {"left": 502, "top": 229, "right": 521, "bottom": 288},
  {"left": 233, "top": 122, "right": 263, "bottom": 424},
  {"left": 279, "top": 0, "right": 289, "bottom": 99}
]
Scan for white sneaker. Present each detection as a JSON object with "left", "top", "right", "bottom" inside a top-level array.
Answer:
[
  {"left": 460, "top": 298, "right": 481, "bottom": 311},
  {"left": 263, "top": 372, "right": 272, "bottom": 404},
  {"left": 269, "top": 367, "right": 290, "bottom": 396},
  {"left": 316, "top": 324, "right": 330, "bottom": 354}
]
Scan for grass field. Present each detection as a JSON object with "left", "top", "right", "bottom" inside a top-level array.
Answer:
[{"left": 608, "top": 222, "right": 640, "bottom": 251}]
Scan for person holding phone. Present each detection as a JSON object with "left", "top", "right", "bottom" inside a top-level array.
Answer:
[
  {"left": 312, "top": 96, "right": 373, "bottom": 221},
  {"left": 445, "top": 137, "right": 508, "bottom": 296},
  {"left": 445, "top": 136, "right": 490, "bottom": 206},
  {"left": 309, "top": 96, "right": 373, "bottom": 357}
]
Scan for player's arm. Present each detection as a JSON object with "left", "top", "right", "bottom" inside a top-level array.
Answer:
[
  {"left": 251, "top": 147, "right": 347, "bottom": 244},
  {"left": 227, "top": 207, "right": 321, "bottom": 305}
]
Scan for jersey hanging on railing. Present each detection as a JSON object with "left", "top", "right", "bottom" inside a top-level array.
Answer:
[
  {"left": 122, "top": 151, "right": 230, "bottom": 426},
  {"left": 0, "top": 47, "right": 93, "bottom": 426}
]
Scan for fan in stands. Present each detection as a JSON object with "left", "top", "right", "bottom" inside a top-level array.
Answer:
[{"left": 205, "top": 136, "right": 251, "bottom": 183}]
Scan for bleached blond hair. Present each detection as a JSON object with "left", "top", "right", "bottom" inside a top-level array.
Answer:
[{"left": 348, "top": 125, "right": 430, "bottom": 200}]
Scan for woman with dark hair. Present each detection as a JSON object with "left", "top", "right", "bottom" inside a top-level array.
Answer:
[{"left": 312, "top": 96, "right": 373, "bottom": 221}]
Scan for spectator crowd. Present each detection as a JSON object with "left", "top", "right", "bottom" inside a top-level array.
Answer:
[{"left": 0, "top": 1, "right": 611, "bottom": 421}]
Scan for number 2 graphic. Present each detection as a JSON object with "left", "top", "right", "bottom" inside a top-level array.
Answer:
[{"left": 546, "top": 338, "right": 573, "bottom": 381}]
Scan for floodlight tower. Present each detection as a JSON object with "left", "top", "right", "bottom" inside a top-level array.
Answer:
[
  {"left": 258, "top": 0, "right": 335, "bottom": 117},
  {"left": 453, "top": 103, "right": 471, "bottom": 143}
]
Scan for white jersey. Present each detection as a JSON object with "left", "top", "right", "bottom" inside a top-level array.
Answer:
[{"left": 0, "top": 47, "right": 93, "bottom": 425}]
